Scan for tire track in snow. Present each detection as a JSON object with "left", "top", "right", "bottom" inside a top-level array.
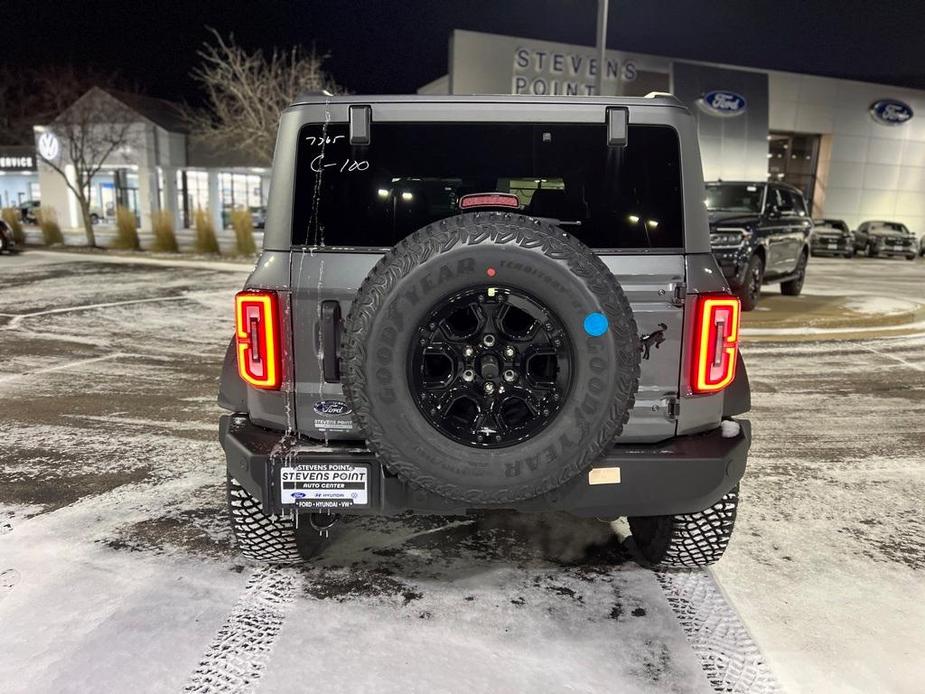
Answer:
[
  {"left": 658, "top": 570, "right": 780, "bottom": 693},
  {"left": 185, "top": 566, "right": 300, "bottom": 693}
]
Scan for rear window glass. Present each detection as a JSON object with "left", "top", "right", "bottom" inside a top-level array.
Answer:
[{"left": 291, "top": 122, "right": 683, "bottom": 249}]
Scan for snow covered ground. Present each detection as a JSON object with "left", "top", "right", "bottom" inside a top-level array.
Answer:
[{"left": 1, "top": 251, "right": 922, "bottom": 693}]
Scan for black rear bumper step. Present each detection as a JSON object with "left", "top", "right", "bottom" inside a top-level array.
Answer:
[{"left": 220, "top": 415, "right": 750, "bottom": 518}]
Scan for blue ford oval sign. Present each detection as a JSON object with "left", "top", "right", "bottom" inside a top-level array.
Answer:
[
  {"left": 870, "top": 99, "right": 913, "bottom": 126},
  {"left": 700, "top": 90, "right": 747, "bottom": 117},
  {"left": 313, "top": 400, "right": 352, "bottom": 416}
]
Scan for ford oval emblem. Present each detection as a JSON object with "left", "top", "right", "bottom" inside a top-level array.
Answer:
[
  {"left": 700, "top": 90, "right": 747, "bottom": 117},
  {"left": 870, "top": 99, "right": 913, "bottom": 126},
  {"left": 313, "top": 400, "right": 352, "bottom": 416}
]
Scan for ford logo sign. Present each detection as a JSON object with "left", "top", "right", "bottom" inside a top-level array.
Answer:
[
  {"left": 313, "top": 400, "right": 352, "bottom": 416},
  {"left": 292, "top": 492, "right": 306, "bottom": 499},
  {"left": 699, "top": 90, "right": 747, "bottom": 117},
  {"left": 870, "top": 99, "right": 913, "bottom": 126}
]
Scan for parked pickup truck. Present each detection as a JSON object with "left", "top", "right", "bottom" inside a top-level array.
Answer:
[
  {"left": 218, "top": 94, "right": 751, "bottom": 569},
  {"left": 705, "top": 180, "right": 812, "bottom": 310}
]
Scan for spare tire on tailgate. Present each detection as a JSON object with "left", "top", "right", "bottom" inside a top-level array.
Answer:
[{"left": 340, "top": 213, "right": 640, "bottom": 504}]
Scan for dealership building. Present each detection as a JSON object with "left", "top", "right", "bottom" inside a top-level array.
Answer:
[
  {"left": 7, "top": 32, "right": 925, "bottom": 236},
  {"left": 420, "top": 30, "right": 925, "bottom": 233},
  {"left": 19, "top": 88, "right": 270, "bottom": 233}
]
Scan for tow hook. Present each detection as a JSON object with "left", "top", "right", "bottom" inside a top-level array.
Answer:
[
  {"left": 308, "top": 513, "right": 340, "bottom": 537},
  {"left": 640, "top": 323, "right": 668, "bottom": 360}
]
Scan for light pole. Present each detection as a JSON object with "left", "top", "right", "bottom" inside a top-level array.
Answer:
[{"left": 595, "top": 0, "right": 609, "bottom": 96}]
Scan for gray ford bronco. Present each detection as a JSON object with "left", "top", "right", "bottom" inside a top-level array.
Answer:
[{"left": 218, "top": 93, "right": 751, "bottom": 569}]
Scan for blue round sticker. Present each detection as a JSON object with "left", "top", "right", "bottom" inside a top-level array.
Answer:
[{"left": 583, "top": 312, "right": 608, "bottom": 336}]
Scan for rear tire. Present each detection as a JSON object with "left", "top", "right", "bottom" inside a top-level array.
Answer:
[
  {"left": 736, "top": 255, "right": 763, "bottom": 311},
  {"left": 780, "top": 252, "right": 807, "bottom": 296},
  {"left": 629, "top": 485, "right": 739, "bottom": 568},
  {"left": 227, "top": 476, "right": 329, "bottom": 563}
]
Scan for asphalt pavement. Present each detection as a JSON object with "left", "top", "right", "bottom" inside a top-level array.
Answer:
[{"left": 0, "top": 250, "right": 922, "bottom": 693}]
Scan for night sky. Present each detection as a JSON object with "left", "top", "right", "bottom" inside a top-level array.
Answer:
[{"left": 3, "top": 0, "right": 925, "bottom": 102}]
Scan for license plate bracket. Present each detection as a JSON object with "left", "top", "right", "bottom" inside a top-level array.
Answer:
[{"left": 279, "top": 463, "right": 370, "bottom": 509}]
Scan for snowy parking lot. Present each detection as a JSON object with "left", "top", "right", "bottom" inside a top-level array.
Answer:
[{"left": 1, "top": 250, "right": 923, "bottom": 693}]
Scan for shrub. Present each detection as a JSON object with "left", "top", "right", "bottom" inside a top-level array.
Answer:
[
  {"left": 230, "top": 206, "right": 257, "bottom": 256},
  {"left": 151, "top": 210, "right": 179, "bottom": 253},
  {"left": 36, "top": 207, "right": 64, "bottom": 245},
  {"left": 1, "top": 207, "right": 25, "bottom": 244},
  {"left": 112, "top": 205, "right": 141, "bottom": 250},
  {"left": 194, "top": 207, "right": 220, "bottom": 254}
]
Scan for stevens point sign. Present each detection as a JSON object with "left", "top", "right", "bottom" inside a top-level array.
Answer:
[{"left": 447, "top": 30, "right": 670, "bottom": 97}]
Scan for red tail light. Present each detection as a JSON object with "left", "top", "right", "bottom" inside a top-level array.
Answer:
[
  {"left": 234, "top": 291, "right": 281, "bottom": 390},
  {"left": 691, "top": 294, "right": 740, "bottom": 394}
]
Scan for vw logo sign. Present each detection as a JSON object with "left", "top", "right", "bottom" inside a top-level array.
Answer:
[
  {"left": 870, "top": 99, "right": 913, "bottom": 126},
  {"left": 37, "top": 132, "right": 60, "bottom": 160},
  {"left": 313, "top": 400, "right": 352, "bottom": 416},
  {"left": 699, "top": 90, "right": 748, "bottom": 117}
]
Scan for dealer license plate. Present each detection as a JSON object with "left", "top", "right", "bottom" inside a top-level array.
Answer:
[{"left": 280, "top": 463, "right": 369, "bottom": 509}]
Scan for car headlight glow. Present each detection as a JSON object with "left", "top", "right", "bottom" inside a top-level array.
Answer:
[{"left": 710, "top": 229, "right": 747, "bottom": 248}]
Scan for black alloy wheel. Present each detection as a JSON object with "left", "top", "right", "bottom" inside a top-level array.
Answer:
[
  {"left": 781, "top": 252, "right": 807, "bottom": 296},
  {"left": 737, "top": 255, "right": 764, "bottom": 311},
  {"left": 410, "top": 286, "right": 572, "bottom": 448}
]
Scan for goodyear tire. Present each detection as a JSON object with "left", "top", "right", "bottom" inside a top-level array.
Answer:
[
  {"left": 340, "top": 212, "right": 640, "bottom": 504},
  {"left": 227, "top": 477, "right": 331, "bottom": 563},
  {"left": 628, "top": 485, "right": 739, "bottom": 568}
]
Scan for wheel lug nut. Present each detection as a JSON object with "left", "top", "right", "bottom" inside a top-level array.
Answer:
[
  {"left": 477, "top": 435, "right": 484, "bottom": 443},
  {"left": 503, "top": 369, "right": 517, "bottom": 383},
  {"left": 428, "top": 322, "right": 436, "bottom": 330},
  {"left": 482, "top": 334, "right": 496, "bottom": 347},
  {"left": 462, "top": 369, "right": 475, "bottom": 382},
  {"left": 483, "top": 382, "right": 495, "bottom": 394},
  {"left": 542, "top": 409, "right": 550, "bottom": 416},
  {"left": 495, "top": 434, "right": 502, "bottom": 442},
  {"left": 553, "top": 338, "right": 561, "bottom": 347},
  {"left": 463, "top": 345, "right": 474, "bottom": 358},
  {"left": 504, "top": 346, "right": 515, "bottom": 358}
]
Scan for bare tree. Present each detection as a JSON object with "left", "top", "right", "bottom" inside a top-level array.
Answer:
[
  {"left": 37, "top": 83, "right": 138, "bottom": 247},
  {"left": 187, "top": 29, "right": 344, "bottom": 164}
]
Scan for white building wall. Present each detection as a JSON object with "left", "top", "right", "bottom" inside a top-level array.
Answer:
[{"left": 770, "top": 71, "right": 925, "bottom": 233}]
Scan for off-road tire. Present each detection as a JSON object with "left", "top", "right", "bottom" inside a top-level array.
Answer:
[
  {"left": 340, "top": 212, "right": 640, "bottom": 505},
  {"left": 736, "top": 255, "right": 763, "bottom": 311},
  {"left": 628, "top": 485, "right": 739, "bottom": 568},
  {"left": 227, "top": 476, "right": 303, "bottom": 563},
  {"left": 780, "top": 251, "right": 808, "bottom": 296}
]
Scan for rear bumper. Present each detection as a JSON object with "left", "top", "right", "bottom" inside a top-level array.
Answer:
[{"left": 220, "top": 415, "right": 751, "bottom": 518}]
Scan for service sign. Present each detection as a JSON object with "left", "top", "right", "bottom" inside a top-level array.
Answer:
[
  {"left": 0, "top": 147, "right": 36, "bottom": 171},
  {"left": 699, "top": 90, "right": 748, "bottom": 117},
  {"left": 870, "top": 99, "right": 913, "bottom": 126}
]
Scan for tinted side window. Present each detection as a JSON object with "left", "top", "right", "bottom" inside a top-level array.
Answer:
[{"left": 291, "top": 122, "right": 684, "bottom": 249}]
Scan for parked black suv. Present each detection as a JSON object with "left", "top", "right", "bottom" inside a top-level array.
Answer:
[
  {"left": 705, "top": 180, "right": 812, "bottom": 310},
  {"left": 810, "top": 218, "right": 854, "bottom": 258},
  {"left": 219, "top": 94, "right": 751, "bottom": 570},
  {"left": 853, "top": 220, "right": 916, "bottom": 260}
]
